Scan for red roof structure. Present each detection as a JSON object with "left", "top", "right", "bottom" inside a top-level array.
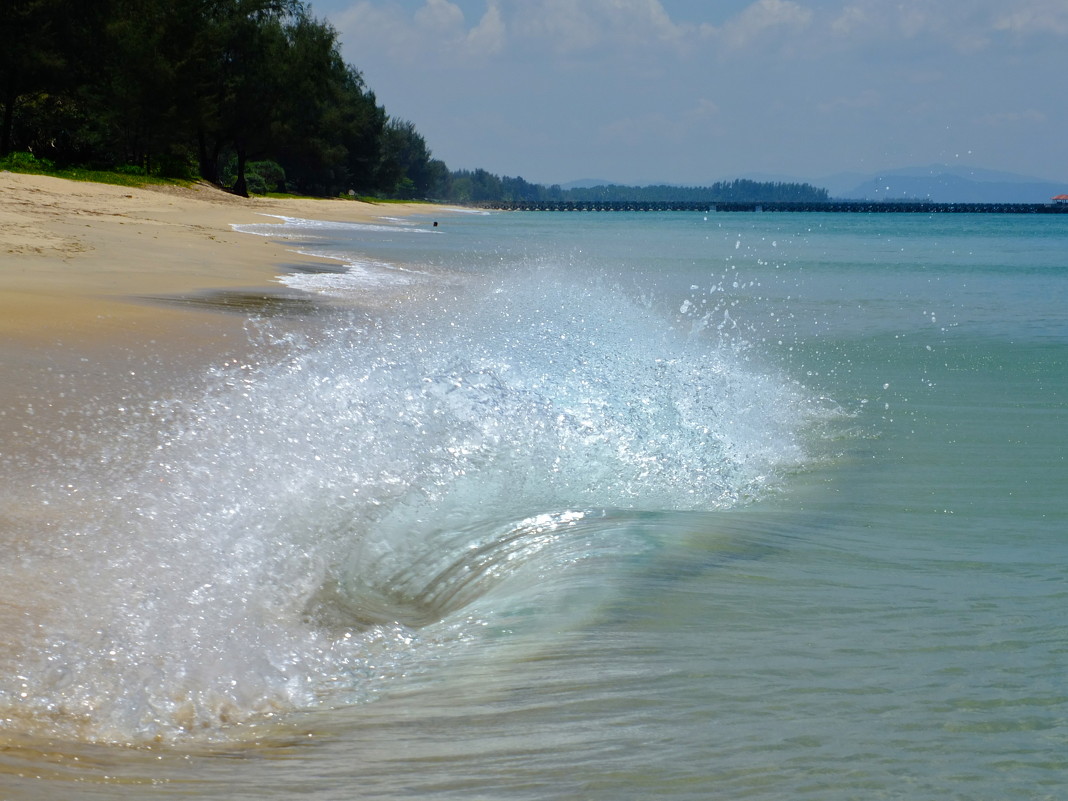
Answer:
[{"left": 1053, "top": 194, "right": 1068, "bottom": 203}]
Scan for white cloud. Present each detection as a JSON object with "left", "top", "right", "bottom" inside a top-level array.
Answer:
[
  {"left": 828, "top": 1, "right": 953, "bottom": 41},
  {"left": 336, "top": 0, "right": 503, "bottom": 63},
  {"left": 511, "top": 0, "right": 692, "bottom": 54},
  {"left": 511, "top": 1, "right": 600, "bottom": 52},
  {"left": 603, "top": 0, "right": 692, "bottom": 47},
  {"left": 412, "top": 0, "right": 505, "bottom": 56},
  {"left": 829, "top": 5, "right": 868, "bottom": 37},
  {"left": 718, "top": 0, "right": 813, "bottom": 51},
  {"left": 334, "top": 2, "right": 416, "bottom": 60},
  {"left": 414, "top": 0, "right": 465, "bottom": 34},
  {"left": 466, "top": 0, "right": 506, "bottom": 56},
  {"left": 995, "top": 0, "right": 1068, "bottom": 36},
  {"left": 825, "top": 1, "right": 1068, "bottom": 52}
]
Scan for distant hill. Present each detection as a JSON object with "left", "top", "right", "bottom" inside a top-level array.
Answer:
[{"left": 824, "top": 164, "right": 1068, "bottom": 203}]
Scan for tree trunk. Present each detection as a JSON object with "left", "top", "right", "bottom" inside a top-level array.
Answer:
[
  {"left": 197, "top": 128, "right": 220, "bottom": 184},
  {"left": 1, "top": 76, "right": 16, "bottom": 157},
  {"left": 232, "top": 144, "right": 248, "bottom": 197}
]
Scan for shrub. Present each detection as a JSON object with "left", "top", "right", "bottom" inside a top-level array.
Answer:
[
  {"left": 222, "top": 157, "right": 287, "bottom": 194},
  {"left": 153, "top": 153, "right": 198, "bottom": 180},
  {"left": 0, "top": 151, "right": 55, "bottom": 172}
]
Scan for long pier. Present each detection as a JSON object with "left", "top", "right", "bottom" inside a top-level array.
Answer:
[
  {"left": 476, "top": 200, "right": 1068, "bottom": 214},
  {"left": 479, "top": 200, "right": 714, "bottom": 212}
]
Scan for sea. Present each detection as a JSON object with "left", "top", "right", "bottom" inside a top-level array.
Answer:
[{"left": 0, "top": 208, "right": 1065, "bottom": 800}]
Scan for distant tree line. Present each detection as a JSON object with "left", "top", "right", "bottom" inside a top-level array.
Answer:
[
  {"left": 1, "top": 0, "right": 443, "bottom": 197},
  {"left": 1, "top": 0, "right": 829, "bottom": 204},
  {"left": 561, "top": 180, "right": 830, "bottom": 203},
  {"left": 434, "top": 171, "right": 829, "bottom": 204}
]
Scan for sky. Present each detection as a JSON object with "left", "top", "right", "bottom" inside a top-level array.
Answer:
[{"left": 308, "top": 0, "right": 1068, "bottom": 187}]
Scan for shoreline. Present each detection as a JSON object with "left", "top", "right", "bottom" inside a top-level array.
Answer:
[
  {"left": 0, "top": 172, "right": 450, "bottom": 461},
  {"left": 0, "top": 171, "right": 447, "bottom": 345}
]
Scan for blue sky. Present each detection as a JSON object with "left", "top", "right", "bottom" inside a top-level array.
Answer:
[{"left": 307, "top": 0, "right": 1068, "bottom": 187}]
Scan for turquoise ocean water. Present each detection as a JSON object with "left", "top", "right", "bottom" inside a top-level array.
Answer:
[{"left": 1, "top": 209, "right": 1065, "bottom": 799}]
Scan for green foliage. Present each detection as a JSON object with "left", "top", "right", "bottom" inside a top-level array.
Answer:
[
  {"left": 0, "top": 151, "right": 55, "bottom": 173},
  {"left": 0, "top": 150, "right": 189, "bottom": 188},
  {"left": 377, "top": 118, "right": 436, "bottom": 198},
  {"left": 0, "top": 0, "right": 426, "bottom": 199},
  {"left": 222, "top": 158, "right": 286, "bottom": 195},
  {"left": 114, "top": 164, "right": 148, "bottom": 176},
  {"left": 153, "top": 152, "right": 199, "bottom": 180}
]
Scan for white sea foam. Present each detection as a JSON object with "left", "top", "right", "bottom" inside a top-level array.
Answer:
[
  {"left": 0, "top": 243, "right": 822, "bottom": 745},
  {"left": 277, "top": 252, "right": 424, "bottom": 294},
  {"left": 233, "top": 214, "right": 437, "bottom": 236},
  {"left": 279, "top": 263, "right": 416, "bottom": 292}
]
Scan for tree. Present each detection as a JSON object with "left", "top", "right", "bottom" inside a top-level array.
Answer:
[
  {"left": 1, "top": 0, "right": 442, "bottom": 200},
  {"left": 271, "top": 19, "right": 389, "bottom": 196},
  {"left": 424, "top": 158, "right": 449, "bottom": 199},
  {"left": 224, "top": 2, "right": 297, "bottom": 195},
  {"left": 378, "top": 118, "right": 433, "bottom": 198},
  {"left": 0, "top": 0, "right": 71, "bottom": 156},
  {"left": 270, "top": 13, "right": 345, "bottom": 193},
  {"left": 85, "top": 0, "right": 205, "bottom": 170},
  {"left": 187, "top": 0, "right": 303, "bottom": 192},
  {"left": 337, "top": 69, "right": 387, "bottom": 194}
]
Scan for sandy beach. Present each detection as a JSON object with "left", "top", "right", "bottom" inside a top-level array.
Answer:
[
  {"left": 0, "top": 171, "right": 441, "bottom": 345},
  {"left": 0, "top": 169, "right": 445, "bottom": 476}
]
